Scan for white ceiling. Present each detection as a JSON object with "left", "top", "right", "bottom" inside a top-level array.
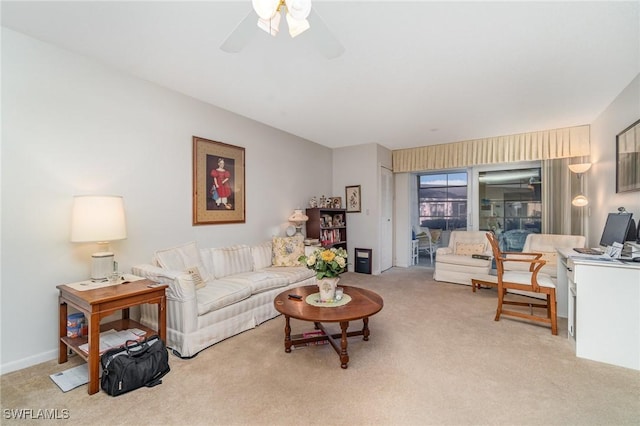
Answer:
[{"left": 2, "top": 1, "right": 639, "bottom": 150}]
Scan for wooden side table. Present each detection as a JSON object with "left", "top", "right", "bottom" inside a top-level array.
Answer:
[{"left": 57, "top": 278, "right": 167, "bottom": 395}]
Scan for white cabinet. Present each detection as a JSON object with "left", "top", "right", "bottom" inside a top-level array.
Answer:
[{"left": 557, "top": 249, "right": 640, "bottom": 370}]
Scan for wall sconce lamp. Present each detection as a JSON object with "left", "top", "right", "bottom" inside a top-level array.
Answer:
[
  {"left": 288, "top": 209, "right": 309, "bottom": 236},
  {"left": 70, "top": 195, "right": 127, "bottom": 281},
  {"left": 568, "top": 163, "right": 591, "bottom": 207}
]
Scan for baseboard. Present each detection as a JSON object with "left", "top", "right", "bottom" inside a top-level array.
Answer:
[{"left": 1, "top": 349, "right": 58, "bottom": 375}]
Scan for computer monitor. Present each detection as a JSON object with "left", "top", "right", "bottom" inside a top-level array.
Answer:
[{"left": 599, "top": 213, "right": 633, "bottom": 247}]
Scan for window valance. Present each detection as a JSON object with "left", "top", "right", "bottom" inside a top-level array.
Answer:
[{"left": 392, "top": 125, "right": 590, "bottom": 173}]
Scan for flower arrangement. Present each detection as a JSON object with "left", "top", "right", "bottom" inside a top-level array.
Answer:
[{"left": 298, "top": 246, "right": 348, "bottom": 279}]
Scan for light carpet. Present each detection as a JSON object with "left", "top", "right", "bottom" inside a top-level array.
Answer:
[{"left": 2, "top": 267, "right": 639, "bottom": 425}]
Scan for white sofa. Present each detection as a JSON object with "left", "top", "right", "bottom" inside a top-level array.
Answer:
[
  {"left": 433, "top": 231, "right": 493, "bottom": 285},
  {"left": 503, "top": 233, "right": 586, "bottom": 281},
  {"left": 132, "top": 238, "right": 316, "bottom": 358}
]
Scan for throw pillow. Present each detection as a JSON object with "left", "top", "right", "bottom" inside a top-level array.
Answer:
[
  {"left": 155, "top": 241, "right": 210, "bottom": 282},
  {"left": 272, "top": 236, "right": 304, "bottom": 267},
  {"left": 185, "top": 267, "right": 206, "bottom": 290},
  {"left": 455, "top": 242, "right": 485, "bottom": 256}
]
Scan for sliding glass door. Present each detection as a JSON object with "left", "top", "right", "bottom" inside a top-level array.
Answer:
[{"left": 478, "top": 166, "right": 542, "bottom": 251}]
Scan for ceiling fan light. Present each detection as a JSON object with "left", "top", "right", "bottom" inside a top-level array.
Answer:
[
  {"left": 286, "top": 14, "right": 310, "bottom": 37},
  {"left": 285, "top": 0, "right": 312, "bottom": 20},
  {"left": 572, "top": 194, "right": 589, "bottom": 207},
  {"left": 252, "top": 0, "right": 279, "bottom": 20},
  {"left": 257, "top": 12, "right": 281, "bottom": 36}
]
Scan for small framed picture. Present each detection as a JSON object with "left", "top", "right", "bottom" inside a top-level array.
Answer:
[
  {"left": 332, "top": 196, "right": 342, "bottom": 209},
  {"left": 345, "top": 185, "right": 361, "bottom": 213}
]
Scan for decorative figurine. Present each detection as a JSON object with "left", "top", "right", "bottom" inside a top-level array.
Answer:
[
  {"left": 309, "top": 196, "right": 318, "bottom": 208},
  {"left": 319, "top": 195, "right": 327, "bottom": 208}
]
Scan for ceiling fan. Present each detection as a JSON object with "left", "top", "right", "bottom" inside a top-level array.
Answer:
[{"left": 220, "top": 0, "right": 345, "bottom": 59}]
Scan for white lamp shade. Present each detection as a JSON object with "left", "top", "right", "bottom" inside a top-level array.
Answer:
[
  {"left": 568, "top": 163, "right": 592, "bottom": 174},
  {"left": 253, "top": 0, "right": 279, "bottom": 20},
  {"left": 572, "top": 195, "right": 589, "bottom": 207},
  {"left": 288, "top": 209, "right": 309, "bottom": 223},
  {"left": 286, "top": 14, "right": 310, "bottom": 37},
  {"left": 70, "top": 195, "right": 127, "bottom": 242}
]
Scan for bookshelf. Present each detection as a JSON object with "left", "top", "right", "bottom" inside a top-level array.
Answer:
[{"left": 305, "top": 207, "right": 347, "bottom": 250}]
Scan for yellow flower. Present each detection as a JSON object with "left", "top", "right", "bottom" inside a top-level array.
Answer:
[{"left": 321, "top": 250, "right": 336, "bottom": 262}]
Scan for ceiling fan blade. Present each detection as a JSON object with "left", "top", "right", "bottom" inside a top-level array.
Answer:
[
  {"left": 307, "top": 8, "right": 345, "bottom": 59},
  {"left": 220, "top": 10, "right": 258, "bottom": 53}
]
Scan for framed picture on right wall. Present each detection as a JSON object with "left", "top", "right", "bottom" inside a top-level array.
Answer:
[
  {"left": 616, "top": 118, "right": 640, "bottom": 193},
  {"left": 345, "top": 185, "right": 361, "bottom": 213}
]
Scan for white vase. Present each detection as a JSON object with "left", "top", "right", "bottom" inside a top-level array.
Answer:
[{"left": 317, "top": 277, "right": 340, "bottom": 302}]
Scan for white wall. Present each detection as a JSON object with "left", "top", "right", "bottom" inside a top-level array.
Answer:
[
  {"left": 0, "top": 29, "right": 333, "bottom": 373},
  {"left": 588, "top": 74, "right": 640, "bottom": 247},
  {"left": 332, "top": 144, "right": 392, "bottom": 275}
]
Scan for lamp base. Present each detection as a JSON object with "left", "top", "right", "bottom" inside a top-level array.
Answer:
[{"left": 91, "top": 252, "right": 114, "bottom": 281}]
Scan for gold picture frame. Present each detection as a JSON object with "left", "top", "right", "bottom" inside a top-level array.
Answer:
[
  {"left": 193, "top": 136, "right": 245, "bottom": 225},
  {"left": 345, "top": 185, "right": 361, "bottom": 213}
]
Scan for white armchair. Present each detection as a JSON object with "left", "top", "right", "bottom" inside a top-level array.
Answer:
[
  {"left": 433, "top": 230, "right": 493, "bottom": 285},
  {"left": 503, "top": 233, "right": 586, "bottom": 281}
]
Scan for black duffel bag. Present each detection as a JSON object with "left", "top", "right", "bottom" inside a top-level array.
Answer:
[{"left": 100, "top": 335, "right": 170, "bottom": 396}]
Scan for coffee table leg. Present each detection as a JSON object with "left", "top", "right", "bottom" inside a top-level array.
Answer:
[
  {"left": 340, "top": 321, "right": 349, "bottom": 369},
  {"left": 284, "top": 316, "right": 292, "bottom": 353},
  {"left": 362, "top": 317, "right": 370, "bottom": 341}
]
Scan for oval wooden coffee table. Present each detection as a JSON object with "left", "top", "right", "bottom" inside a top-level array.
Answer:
[{"left": 274, "top": 284, "right": 383, "bottom": 369}]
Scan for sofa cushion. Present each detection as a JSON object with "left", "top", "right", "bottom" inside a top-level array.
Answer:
[
  {"left": 223, "top": 271, "right": 288, "bottom": 295},
  {"left": 155, "top": 241, "right": 210, "bottom": 282},
  {"left": 196, "top": 280, "right": 252, "bottom": 316},
  {"left": 455, "top": 242, "right": 486, "bottom": 256},
  {"left": 261, "top": 265, "right": 315, "bottom": 284},
  {"left": 251, "top": 241, "right": 273, "bottom": 270},
  {"left": 437, "top": 253, "right": 492, "bottom": 267},
  {"left": 272, "top": 236, "right": 304, "bottom": 266},
  {"left": 503, "top": 271, "right": 555, "bottom": 288},
  {"left": 209, "top": 245, "right": 253, "bottom": 279}
]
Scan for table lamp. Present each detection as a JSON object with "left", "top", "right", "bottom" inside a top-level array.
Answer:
[
  {"left": 70, "top": 195, "right": 127, "bottom": 281},
  {"left": 288, "top": 209, "right": 308, "bottom": 236}
]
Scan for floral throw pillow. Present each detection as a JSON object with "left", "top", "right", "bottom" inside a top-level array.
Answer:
[
  {"left": 272, "top": 236, "right": 304, "bottom": 267},
  {"left": 455, "top": 242, "right": 485, "bottom": 256}
]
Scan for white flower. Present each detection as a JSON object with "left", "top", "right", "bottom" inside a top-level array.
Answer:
[
  {"left": 335, "top": 256, "right": 346, "bottom": 268},
  {"left": 306, "top": 255, "right": 316, "bottom": 267}
]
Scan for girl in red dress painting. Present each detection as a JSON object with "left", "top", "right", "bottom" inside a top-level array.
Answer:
[{"left": 211, "top": 158, "right": 232, "bottom": 209}]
